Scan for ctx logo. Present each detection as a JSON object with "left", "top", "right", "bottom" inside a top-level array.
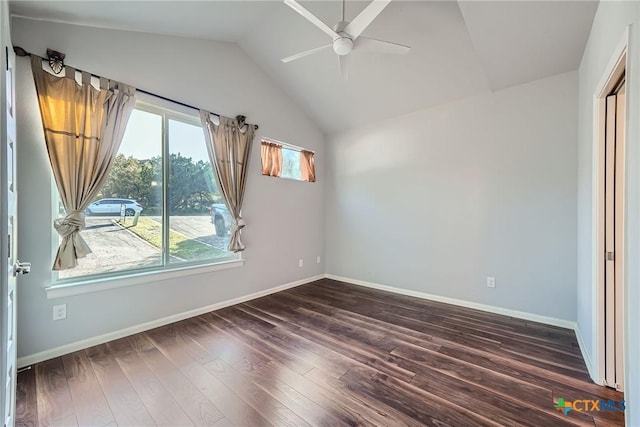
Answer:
[{"left": 554, "top": 397, "right": 625, "bottom": 415}]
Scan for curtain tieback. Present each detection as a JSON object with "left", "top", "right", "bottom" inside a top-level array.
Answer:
[
  {"left": 53, "top": 210, "right": 86, "bottom": 238},
  {"left": 231, "top": 218, "right": 246, "bottom": 234}
]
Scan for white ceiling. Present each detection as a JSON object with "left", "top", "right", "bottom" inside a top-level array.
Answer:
[
  {"left": 10, "top": 1, "right": 279, "bottom": 42},
  {"left": 458, "top": 1, "right": 598, "bottom": 91},
  {"left": 9, "top": 0, "right": 598, "bottom": 133}
]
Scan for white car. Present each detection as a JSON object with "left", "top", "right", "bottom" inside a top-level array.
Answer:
[{"left": 86, "top": 199, "right": 143, "bottom": 216}]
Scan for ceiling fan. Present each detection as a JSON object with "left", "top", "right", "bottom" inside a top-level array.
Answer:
[{"left": 281, "top": 0, "right": 410, "bottom": 79}]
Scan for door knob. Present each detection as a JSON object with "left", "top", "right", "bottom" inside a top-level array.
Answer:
[{"left": 15, "top": 260, "right": 31, "bottom": 275}]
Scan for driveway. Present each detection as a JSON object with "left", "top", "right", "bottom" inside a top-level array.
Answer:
[
  {"left": 58, "top": 216, "right": 161, "bottom": 279},
  {"left": 58, "top": 215, "right": 231, "bottom": 279}
]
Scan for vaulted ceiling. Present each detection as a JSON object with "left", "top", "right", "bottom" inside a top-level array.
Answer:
[{"left": 10, "top": 0, "right": 598, "bottom": 133}]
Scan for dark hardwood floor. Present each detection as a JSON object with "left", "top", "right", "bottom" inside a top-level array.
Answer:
[{"left": 15, "top": 279, "right": 624, "bottom": 426}]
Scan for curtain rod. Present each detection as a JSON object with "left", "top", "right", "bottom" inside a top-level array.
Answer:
[
  {"left": 262, "top": 137, "right": 315, "bottom": 154},
  {"left": 13, "top": 46, "right": 258, "bottom": 130}
]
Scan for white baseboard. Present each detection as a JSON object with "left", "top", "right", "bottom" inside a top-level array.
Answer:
[
  {"left": 18, "top": 274, "right": 324, "bottom": 368},
  {"left": 574, "top": 324, "right": 597, "bottom": 383},
  {"left": 325, "top": 274, "right": 577, "bottom": 330}
]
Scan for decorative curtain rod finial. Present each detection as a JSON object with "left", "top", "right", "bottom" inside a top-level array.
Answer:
[
  {"left": 46, "top": 48, "right": 66, "bottom": 74},
  {"left": 13, "top": 46, "right": 29, "bottom": 57},
  {"left": 234, "top": 115, "right": 258, "bottom": 130}
]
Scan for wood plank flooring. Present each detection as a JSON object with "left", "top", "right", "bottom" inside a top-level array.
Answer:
[{"left": 15, "top": 279, "right": 624, "bottom": 426}]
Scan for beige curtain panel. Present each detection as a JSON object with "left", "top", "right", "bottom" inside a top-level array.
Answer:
[
  {"left": 30, "top": 56, "right": 136, "bottom": 270},
  {"left": 261, "top": 141, "right": 283, "bottom": 177},
  {"left": 300, "top": 149, "right": 316, "bottom": 182},
  {"left": 200, "top": 112, "right": 256, "bottom": 252}
]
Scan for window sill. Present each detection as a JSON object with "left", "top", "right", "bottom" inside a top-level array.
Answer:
[{"left": 45, "top": 259, "right": 245, "bottom": 299}]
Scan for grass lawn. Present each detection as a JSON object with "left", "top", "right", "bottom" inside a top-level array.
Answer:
[{"left": 122, "top": 217, "right": 225, "bottom": 261}]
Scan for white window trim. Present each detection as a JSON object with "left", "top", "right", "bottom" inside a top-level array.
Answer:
[
  {"left": 46, "top": 258, "right": 244, "bottom": 299},
  {"left": 48, "top": 97, "right": 243, "bottom": 297}
]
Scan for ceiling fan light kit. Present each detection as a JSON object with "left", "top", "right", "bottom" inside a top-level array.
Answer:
[
  {"left": 333, "top": 39, "right": 353, "bottom": 56},
  {"left": 282, "top": 0, "right": 411, "bottom": 79}
]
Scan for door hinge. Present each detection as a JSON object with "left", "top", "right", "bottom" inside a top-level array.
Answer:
[
  {"left": 7, "top": 235, "right": 10, "bottom": 258},
  {"left": 5, "top": 46, "right": 8, "bottom": 70},
  {"left": 606, "top": 251, "right": 615, "bottom": 261}
]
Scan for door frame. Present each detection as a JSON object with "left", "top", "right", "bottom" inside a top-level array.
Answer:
[
  {"left": 592, "top": 28, "right": 628, "bottom": 391},
  {"left": 1, "top": 4, "right": 17, "bottom": 424}
]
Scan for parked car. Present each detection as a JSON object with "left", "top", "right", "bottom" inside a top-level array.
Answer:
[
  {"left": 86, "top": 199, "right": 143, "bottom": 216},
  {"left": 210, "top": 203, "right": 233, "bottom": 237}
]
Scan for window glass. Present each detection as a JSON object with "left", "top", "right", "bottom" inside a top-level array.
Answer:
[
  {"left": 281, "top": 148, "right": 302, "bottom": 180},
  {"left": 168, "top": 118, "right": 232, "bottom": 263}
]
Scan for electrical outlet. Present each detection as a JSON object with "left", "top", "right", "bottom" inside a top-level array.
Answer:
[
  {"left": 299, "top": 259, "right": 304, "bottom": 268},
  {"left": 486, "top": 276, "right": 496, "bottom": 288},
  {"left": 53, "top": 304, "right": 67, "bottom": 320},
  {"left": 317, "top": 256, "right": 321, "bottom": 264}
]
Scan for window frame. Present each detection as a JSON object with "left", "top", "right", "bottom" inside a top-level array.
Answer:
[{"left": 48, "top": 99, "right": 241, "bottom": 293}]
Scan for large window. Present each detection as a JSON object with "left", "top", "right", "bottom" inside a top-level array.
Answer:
[{"left": 58, "top": 103, "right": 238, "bottom": 280}]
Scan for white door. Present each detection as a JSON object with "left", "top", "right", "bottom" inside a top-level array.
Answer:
[
  {"left": 1, "top": 13, "right": 19, "bottom": 427},
  {"left": 107, "top": 200, "right": 120, "bottom": 215},
  {"left": 604, "top": 79, "right": 625, "bottom": 391}
]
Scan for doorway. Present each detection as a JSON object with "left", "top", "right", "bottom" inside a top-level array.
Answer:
[{"left": 596, "top": 43, "right": 626, "bottom": 392}]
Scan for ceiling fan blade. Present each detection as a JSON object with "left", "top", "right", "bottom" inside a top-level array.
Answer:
[
  {"left": 345, "top": 0, "right": 392, "bottom": 40},
  {"left": 355, "top": 36, "right": 410, "bottom": 55},
  {"left": 282, "top": 44, "right": 332, "bottom": 63},
  {"left": 284, "top": 0, "right": 340, "bottom": 39},
  {"left": 339, "top": 55, "right": 349, "bottom": 80}
]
